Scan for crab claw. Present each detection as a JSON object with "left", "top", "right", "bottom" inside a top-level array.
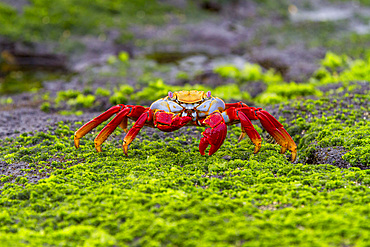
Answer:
[
  {"left": 155, "top": 111, "right": 192, "bottom": 132},
  {"left": 199, "top": 111, "right": 227, "bottom": 156}
]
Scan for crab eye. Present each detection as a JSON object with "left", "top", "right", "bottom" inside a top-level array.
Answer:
[
  {"left": 168, "top": 91, "right": 174, "bottom": 99},
  {"left": 206, "top": 91, "right": 211, "bottom": 98}
]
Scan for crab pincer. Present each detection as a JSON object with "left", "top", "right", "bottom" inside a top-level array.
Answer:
[{"left": 199, "top": 111, "right": 227, "bottom": 156}]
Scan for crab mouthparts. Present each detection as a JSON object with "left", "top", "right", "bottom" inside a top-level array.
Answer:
[
  {"left": 184, "top": 109, "right": 193, "bottom": 116},
  {"left": 182, "top": 109, "right": 197, "bottom": 121}
]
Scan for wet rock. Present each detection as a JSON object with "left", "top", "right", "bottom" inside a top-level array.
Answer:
[
  {"left": 0, "top": 39, "right": 67, "bottom": 72},
  {"left": 250, "top": 45, "right": 326, "bottom": 82},
  {"left": 241, "top": 81, "right": 267, "bottom": 98},
  {"left": 305, "top": 146, "right": 351, "bottom": 168},
  {"left": 0, "top": 108, "right": 98, "bottom": 139},
  {"left": 199, "top": 0, "right": 222, "bottom": 12},
  {"left": 1, "top": 0, "right": 29, "bottom": 12},
  {"left": 193, "top": 71, "right": 234, "bottom": 87},
  {"left": 304, "top": 146, "right": 368, "bottom": 170},
  {"left": 290, "top": 7, "right": 353, "bottom": 22},
  {"left": 1, "top": 50, "right": 67, "bottom": 72}
]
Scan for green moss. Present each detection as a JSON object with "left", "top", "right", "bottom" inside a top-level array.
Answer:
[
  {"left": 0, "top": 97, "right": 13, "bottom": 105},
  {"left": 212, "top": 84, "right": 251, "bottom": 101},
  {"left": 288, "top": 91, "right": 370, "bottom": 167},
  {"left": 321, "top": 52, "right": 345, "bottom": 70},
  {"left": 58, "top": 110, "right": 83, "bottom": 116},
  {"left": 0, "top": 87, "right": 369, "bottom": 247},
  {"left": 118, "top": 51, "right": 130, "bottom": 63},
  {"left": 312, "top": 52, "right": 370, "bottom": 84},
  {"left": 213, "top": 64, "right": 240, "bottom": 79},
  {"left": 67, "top": 94, "right": 95, "bottom": 108},
  {"left": 55, "top": 89, "right": 81, "bottom": 105},
  {"left": 0, "top": 71, "right": 43, "bottom": 95},
  {"left": 0, "top": 0, "right": 175, "bottom": 42},
  {"left": 109, "top": 85, "right": 134, "bottom": 105},
  {"left": 95, "top": 87, "right": 111, "bottom": 97},
  {"left": 256, "top": 83, "right": 321, "bottom": 104},
  {"left": 213, "top": 63, "right": 283, "bottom": 85}
]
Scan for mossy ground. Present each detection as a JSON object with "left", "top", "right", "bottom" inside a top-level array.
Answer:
[
  {"left": 1, "top": 0, "right": 370, "bottom": 246},
  {"left": 0, "top": 82, "right": 369, "bottom": 246}
]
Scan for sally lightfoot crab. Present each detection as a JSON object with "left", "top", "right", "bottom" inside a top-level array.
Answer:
[{"left": 74, "top": 90, "right": 297, "bottom": 161}]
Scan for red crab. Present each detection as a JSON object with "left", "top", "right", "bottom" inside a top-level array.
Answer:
[{"left": 74, "top": 90, "right": 297, "bottom": 161}]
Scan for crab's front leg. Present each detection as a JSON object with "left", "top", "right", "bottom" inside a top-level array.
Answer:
[
  {"left": 199, "top": 111, "right": 227, "bottom": 156},
  {"left": 122, "top": 110, "right": 191, "bottom": 155}
]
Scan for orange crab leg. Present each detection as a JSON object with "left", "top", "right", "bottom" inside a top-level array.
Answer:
[
  {"left": 236, "top": 110, "right": 262, "bottom": 153},
  {"left": 122, "top": 110, "right": 153, "bottom": 156},
  {"left": 256, "top": 111, "right": 288, "bottom": 154},
  {"left": 234, "top": 105, "right": 297, "bottom": 161},
  {"left": 224, "top": 108, "right": 262, "bottom": 154},
  {"left": 94, "top": 108, "right": 131, "bottom": 152},
  {"left": 199, "top": 111, "right": 227, "bottom": 156},
  {"left": 238, "top": 106, "right": 297, "bottom": 161},
  {"left": 258, "top": 110, "right": 297, "bottom": 161},
  {"left": 74, "top": 105, "right": 125, "bottom": 148},
  {"left": 225, "top": 102, "right": 248, "bottom": 109}
]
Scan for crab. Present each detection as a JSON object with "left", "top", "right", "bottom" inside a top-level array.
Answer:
[{"left": 74, "top": 90, "right": 297, "bottom": 161}]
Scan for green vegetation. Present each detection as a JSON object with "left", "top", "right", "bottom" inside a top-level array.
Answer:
[
  {"left": 0, "top": 0, "right": 175, "bottom": 42},
  {"left": 283, "top": 92, "right": 370, "bottom": 168},
  {"left": 1, "top": 0, "right": 370, "bottom": 244},
  {"left": 0, "top": 71, "right": 43, "bottom": 95},
  {"left": 1, "top": 64, "right": 369, "bottom": 245},
  {"left": 210, "top": 52, "right": 370, "bottom": 105},
  {"left": 0, "top": 97, "right": 13, "bottom": 105},
  {"left": 37, "top": 51, "right": 370, "bottom": 112},
  {"left": 214, "top": 63, "right": 283, "bottom": 84},
  {"left": 312, "top": 52, "right": 370, "bottom": 84},
  {"left": 109, "top": 85, "right": 134, "bottom": 105},
  {"left": 0, "top": 89, "right": 369, "bottom": 245},
  {"left": 54, "top": 89, "right": 95, "bottom": 109},
  {"left": 330, "top": 0, "right": 370, "bottom": 6}
]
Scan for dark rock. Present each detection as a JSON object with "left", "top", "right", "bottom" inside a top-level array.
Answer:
[
  {"left": 193, "top": 71, "right": 235, "bottom": 87},
  {"left": 241, "top": 81, "right": 267, "bottom": 98},
  {"left": 250, "top": 45, "right": 326, "bottom": 82}
]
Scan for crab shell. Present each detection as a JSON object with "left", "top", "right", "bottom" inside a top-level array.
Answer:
[{"left": 150, "top": 90, "right": 225, "bottom": 123}]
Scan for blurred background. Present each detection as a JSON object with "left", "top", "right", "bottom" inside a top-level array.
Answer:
[{"left": 0, "top": 0, "right": 369, "bottom": 112}]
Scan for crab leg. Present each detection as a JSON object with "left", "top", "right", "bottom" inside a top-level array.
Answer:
[
  {"left": 74, "top": 105, "right": 125, "bottom": 149},
  {"left": 225, "top": 102, "right": 248, "bottom": 109},
  {"left": 94, "top": 108, "right": 132, "bottom": 152},
  {"left": 239, "top": 107, "right": 297, "bottom": 161},
  {"left": 122, "top": 110, "right": 153, "bottom": 156},
  {"left": 256, "top": 111, "right": 288, "bottom": 153},
  {"left": 258, "top": 110, "right": 297, "bottom": 161},
  {"left": 199, "top": 111, "right": 227, "bottom": 156},
  {"left": 154, "top": 110, "right": 192, "bottom": 132},
  {"left": 225, "top": 108, "right": 262, "bottom": 153}
]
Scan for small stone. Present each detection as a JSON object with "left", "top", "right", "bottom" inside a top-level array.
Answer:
[{"left": 222, "top": 155, "right": 232, "bottom": 161}]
